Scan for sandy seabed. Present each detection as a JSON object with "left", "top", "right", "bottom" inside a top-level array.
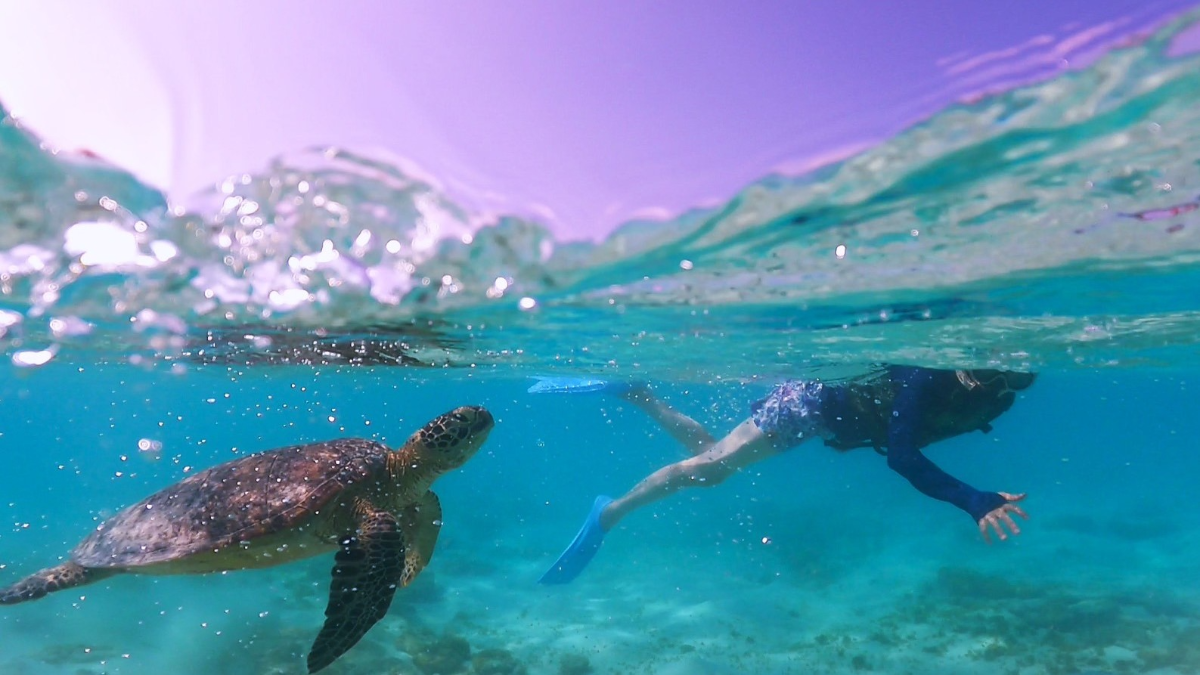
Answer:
[{"left": 3, "top": 504, "right": 1198, "bottom": 675}]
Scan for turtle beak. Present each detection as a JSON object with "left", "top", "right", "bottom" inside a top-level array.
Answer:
[{"left": 468, "top": 407, "right": 494, "bottom": 435}]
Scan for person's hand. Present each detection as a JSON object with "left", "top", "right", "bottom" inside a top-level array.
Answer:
[{"left": 978, "top": 492, "right": 1029, "bottom": 543}]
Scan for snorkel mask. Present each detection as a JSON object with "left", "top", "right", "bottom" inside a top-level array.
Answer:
[{"left": 956, "top": 370, "right": 1036, "bottom": 396}]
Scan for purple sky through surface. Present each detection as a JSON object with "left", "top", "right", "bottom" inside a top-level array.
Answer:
[{"left": 0, "top": 1, "right": 1196, "bottom": 240}]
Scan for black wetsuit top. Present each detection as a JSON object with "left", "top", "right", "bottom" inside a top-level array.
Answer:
[
  {"left": 818, "top": 366, "right": 1026, "bottom": 521},
  {"left": 820, "top": 366, "right": 1019, "bottom": 452}
]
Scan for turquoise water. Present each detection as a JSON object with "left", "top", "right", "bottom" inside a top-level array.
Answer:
[{"left": 4, "top": 10, "right": 1200, "bottom": 675}]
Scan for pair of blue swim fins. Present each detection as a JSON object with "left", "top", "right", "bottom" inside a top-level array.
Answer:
[{"left": 526, "top": 376, "right": 620, "bottom": 584}]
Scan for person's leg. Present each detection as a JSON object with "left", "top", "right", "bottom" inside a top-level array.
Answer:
[
  {"left": 599, "top": 419, "right": 783, "bottom": 529},
  {"left": 538, "top": 381, "right": 819, "bottom": 584},
  {"left": 616, "top": 384, "right": 717, "bottom": 455}
]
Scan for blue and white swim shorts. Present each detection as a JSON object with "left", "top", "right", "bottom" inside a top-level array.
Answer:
[{"left": 750, "top": 380, "right": 825, "bottom": 449}]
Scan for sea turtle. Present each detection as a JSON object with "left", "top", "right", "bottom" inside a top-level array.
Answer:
[{"left": 0, "top": 405, "right": 494, "bottom": 673}]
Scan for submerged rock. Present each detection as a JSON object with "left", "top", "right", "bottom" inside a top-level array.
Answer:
[
  {"left": 558, "top": 653, "right": 593, "bottom": 675},
  {"left": 472, "top": 648, "right": 528, "bottom": 675},
  {"left": 35, "top": 643, "right": 119, "bottom": 666},
  {"left": 407, "top": 630, "right": 471, "bottom": 675}
]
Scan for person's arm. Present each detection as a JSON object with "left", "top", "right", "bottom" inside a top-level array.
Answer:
[
  {"left": 617, "top": 384, "right": 716, "bottom": 455},
  {"left": 885, "top": 367, "right": 1027, "bottom": 541}
]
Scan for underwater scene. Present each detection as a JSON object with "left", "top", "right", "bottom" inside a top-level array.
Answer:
[{"left": 4, "top": 8, "right": 1200, "bottom": 675}]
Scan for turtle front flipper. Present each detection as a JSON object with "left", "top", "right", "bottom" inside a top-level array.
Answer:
[
  {"left": 0, "top": 562, "right": 113, "bottom": 605},
  {"left": 399, "top": 490, "right": 442, "bottom": 580},
  {"left": 307, "top": 502, "right": 406, "bottom": 674}
]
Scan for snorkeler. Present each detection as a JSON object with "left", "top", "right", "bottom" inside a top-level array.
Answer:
[{"left": 531, "top": 365, "right": 1035, "bottom": 584}]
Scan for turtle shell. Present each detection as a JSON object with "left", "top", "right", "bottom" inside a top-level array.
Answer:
[{"left": 71, "top": 438, "right": 389, "bottom": 568}]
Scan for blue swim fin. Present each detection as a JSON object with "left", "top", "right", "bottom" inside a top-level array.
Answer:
[
  {"left": 527, "top": 376, "right": 610, "bottom": 394},
  {"left": 538, "top": 495, "right": 614, "bottom": 584}
]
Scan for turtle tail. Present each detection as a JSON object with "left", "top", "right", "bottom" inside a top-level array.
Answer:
[{"left": 0, "top": 562, "right": 112, "bottom": 605}]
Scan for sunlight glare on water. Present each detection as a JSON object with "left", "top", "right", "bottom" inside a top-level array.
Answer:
[{"left": 1, "top": 12, "right": 1199, "bottom": 379}]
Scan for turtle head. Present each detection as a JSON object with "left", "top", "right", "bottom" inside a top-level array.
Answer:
[{"left": 409, "top": 406, "right": 494, "bottom": 468}]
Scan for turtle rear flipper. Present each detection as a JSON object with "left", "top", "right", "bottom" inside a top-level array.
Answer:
[
  {"left": 307, "top": 502, "right": 407, "bottom": 674},
  {"left": 0, "top": 562, "right": 113, "bottom": 605}
]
